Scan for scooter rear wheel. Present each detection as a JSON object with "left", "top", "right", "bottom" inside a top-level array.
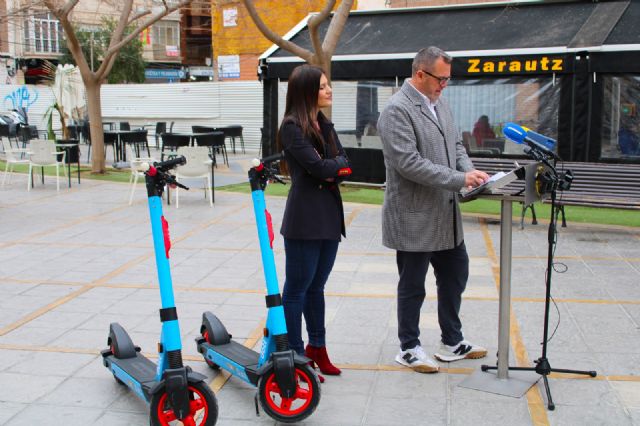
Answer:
[
  {"left": 257, "top": 362, "right": 321, "bottom": 423},
  {"left": 108, "top": 344, "right": 127, "bottom": 386},
  {"left": 150, "top": 381, "right": 218, "bottom": 426},
  {"left": 200, "top": 330, "right": 220, "bottom": 370}
]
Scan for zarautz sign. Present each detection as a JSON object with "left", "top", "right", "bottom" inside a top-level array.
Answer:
[{"left": 453, "top": 55, "right": 570, "bottom": 76}]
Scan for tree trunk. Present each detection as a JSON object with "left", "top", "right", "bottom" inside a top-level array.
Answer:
[
  {"left": 317, "top": 56, "right": 332, "bottom": 119},
  {"left": 85, "top": 81, "right": 106, "bottom": 173}
]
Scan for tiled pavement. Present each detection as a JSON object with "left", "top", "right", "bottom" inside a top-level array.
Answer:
[{"left": 0, "top": 153, "right": 639, "bottom": 425}]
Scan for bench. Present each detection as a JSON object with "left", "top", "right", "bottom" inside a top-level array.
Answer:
[{"left": 471, "top": 157, "right": 640, "bottom": 227}]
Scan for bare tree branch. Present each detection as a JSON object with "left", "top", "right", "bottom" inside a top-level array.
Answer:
[
  {"left": 60, "top": 0, "right": 81, "bottom": 16},
  {"left": 241, "top": 0, "right": 313, "bottom": 62},
  {"left": 102, "top": 0, "right": 134, "bottom": 67},
  {"left": 322, "top": 0, "right": 353, "bottom": 55},
  {"left": 43, "top": 0, "right": 95, "bottom": 81},
  {"left": 127, "top": 9, "right": 151, "bottom": 27},
  {"left": 101, "top": 0, "right": 192, "bottom": 66},
  {"left": 42, "top": 0, "right": 63, "bottom": 15},
  {"left": 308, "top": 0, "right": 335, "bottom": 63}
]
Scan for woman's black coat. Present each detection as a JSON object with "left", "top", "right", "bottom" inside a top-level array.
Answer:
[{"left": 279, "top": 119, "right": 348, "bottom": 241}]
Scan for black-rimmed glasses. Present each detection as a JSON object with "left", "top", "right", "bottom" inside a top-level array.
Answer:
[{"left": 420, "top": 69, "right": 451, "bottom": 85}]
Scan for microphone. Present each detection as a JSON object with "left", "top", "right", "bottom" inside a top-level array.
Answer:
[{"left": 503, "top": 122, "right": 560, "bottom": 160}]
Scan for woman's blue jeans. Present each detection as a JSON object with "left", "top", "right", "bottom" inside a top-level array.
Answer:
[{"left": 282, "top": 238, "right": 339, "bottom": 355}]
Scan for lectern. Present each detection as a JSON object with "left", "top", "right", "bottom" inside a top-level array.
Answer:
[{"left": 458, "top": 162, "right": 545, "bottom": 397}]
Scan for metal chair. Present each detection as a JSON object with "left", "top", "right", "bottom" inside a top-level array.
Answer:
[
  {"left": 174, "top": 146, "right": 213, "bottom": 207},
  {"left": 121, "top": 129, "right": 150, "bottom": 159},
  {"left": 82, "top": 121, "right": 92, "bottom": 162},
  {"left": 1, "top": 138, "right": 30, "bottom": 188},
  {"left": 126, "top": 145, "right": 156, "bottom": 205},
  {"left": 119, "top": 122, "right": 131, "bottom": 131},
  {"left": 154, "top": 122, "right": 166, "bottom": 149},
  {"left": 27, "top": 139, "right": 65, "bottom": 192},
  {"left": 17, "top": 125, "right": 38, "bottom": 149},
  {"left": 160, "top": 133, "right": 190, "bottom": 161},
  {"left": 221, "top": 125, "right": 245, "bottom": 154},
  {"left": 103, "top": 131, "right": 119, "bottom": 162},
  {"left": 193, "top": 131, "right": 228, "bottom": 167},
  {"left": 0, "top": 119, "right": 20, "bottom": 148}
]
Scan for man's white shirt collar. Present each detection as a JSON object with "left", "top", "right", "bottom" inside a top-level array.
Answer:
[{"left": 408, "top": 80, "right": 439, "bottom": 121}]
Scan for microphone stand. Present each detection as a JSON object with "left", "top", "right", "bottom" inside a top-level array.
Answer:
[{"left": 481, "top": 152, "right": 597, "bottom": 410}]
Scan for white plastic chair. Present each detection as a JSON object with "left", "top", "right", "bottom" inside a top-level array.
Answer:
[
  {"left": 127, "top": 145, "right": 155, "bottom": 205},
  {"left": 175, "top": 146, "right": 213, "bottom": 208},
  {"left": 27, "top": 139, "right": 65, "bottom": 192},
  {"left": 1, "top": 138, "right": 30, "bottom": 188}
]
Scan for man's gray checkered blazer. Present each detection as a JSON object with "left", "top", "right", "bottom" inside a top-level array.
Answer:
[{"left": 377, "top": 80, "right": 475, "bottom": 252}]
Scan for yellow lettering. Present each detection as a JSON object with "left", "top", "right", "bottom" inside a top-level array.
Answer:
[
  {"left": 483, "top": 62, "right": 495, "bottom": 72},
  {"left": 468, "top": 59, "right": 481, "bottom": 73},
  {"left": 525, "top": 60, "right": 537, "bottom": 71},
  {"left": 552, "top": 59, "right": 563, "bottom": 71},
  {"left": 540, "top": 57, "right": 549, "bottom": 71},
  {"left": 498, "top": 61, "right": 507, "bottom": 72},
  {"left": 509, "top": 61, "right": 521, "bottom": 72}
]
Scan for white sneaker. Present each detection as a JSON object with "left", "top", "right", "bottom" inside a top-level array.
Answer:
[
  {"left": 435, "top": 340, "right": 487, "bottom": 362},
  {"left": 395, "top": 345, "right": 439, "bottom": 373}
]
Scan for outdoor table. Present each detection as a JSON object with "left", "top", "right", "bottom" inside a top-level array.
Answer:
[{"left": 56, "top": 140, "right": 81, "bottom": 187}]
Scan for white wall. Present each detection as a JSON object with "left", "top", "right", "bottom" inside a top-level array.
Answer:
[{"left": 0, "top": 80, "right": 264, "bottom": 151}]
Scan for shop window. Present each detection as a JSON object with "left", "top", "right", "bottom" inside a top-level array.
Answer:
[
  {"left": 152, "top": 21, "right": 180, "bottom": 60},
  {"left": 24, "top": 12, "right": 63, "bottom": 54},
  {"left": 601, "top": 75, "right": 640, "bottom": 160},
  {"left": 278, "top": 77, "right": 560, "bottom": 157},
  {"left": 447, "top": 77, "right": 560, "bottom": 156}
]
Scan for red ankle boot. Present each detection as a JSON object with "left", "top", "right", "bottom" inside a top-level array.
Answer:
[{"left": 305, "top": 344, "right": 341, "bottom": 375}]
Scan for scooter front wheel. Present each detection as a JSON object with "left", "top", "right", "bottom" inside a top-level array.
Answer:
[
  {"left": 257, "top": 362, "right": 321, "bottom": 423},
  {"left": 150, "top": 381, "right": 218, "bottom": 426}
]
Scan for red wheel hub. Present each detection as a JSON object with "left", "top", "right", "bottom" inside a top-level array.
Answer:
[
  {"left": 156, "top": 386, "right": 209, "bottom": 426},
  {"left": 263, "top": 368, "right": 314, "bottom": 416}
]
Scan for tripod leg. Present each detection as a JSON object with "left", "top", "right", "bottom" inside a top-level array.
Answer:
[
  {"left": 550, "top": 367, "right": 597, "bottom": 377},
  {"left": 542, "top": 375, "right": 555, "bottom": 410}
]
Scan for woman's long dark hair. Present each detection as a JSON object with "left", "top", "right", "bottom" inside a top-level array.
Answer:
[{"left": 276, "top": 64, "right": 337, "bottom": 175}]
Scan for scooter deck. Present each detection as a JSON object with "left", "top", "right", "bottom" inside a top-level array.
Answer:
[
  {"left": 212, "top": 340, "right": 260, "bottom": 367},
  {"left": 106, "top": 353, "right": 157, "bottom": 397}
]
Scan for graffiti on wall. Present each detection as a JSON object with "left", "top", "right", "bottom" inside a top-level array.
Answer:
[{"left": 3, "top": 85, "right": 39, "bottom": 111}]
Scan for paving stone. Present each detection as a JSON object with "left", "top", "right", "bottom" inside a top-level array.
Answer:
[
  {"left": 5, "top": 404, "right": 103, "bottom": 426},
  {"left": 0, "top": 401, "right": 27, "bottom": 424},
  {"left": 0, "top": 372, "right": 66, "bottom": 403},
  {"left": 0, "top": 161, "right": 638, "bottom": 425}
]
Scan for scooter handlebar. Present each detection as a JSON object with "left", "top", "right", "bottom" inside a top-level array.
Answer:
[
  {"left": 154, "top": 156, "right": 186, "bottom": 172},
  {"left": 255, "top": 152, "right": 284, "bottom": 168}
]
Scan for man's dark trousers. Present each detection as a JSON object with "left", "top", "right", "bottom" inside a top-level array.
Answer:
[{"left": 396, "top": 242, "right": 469, "bottom": 351}]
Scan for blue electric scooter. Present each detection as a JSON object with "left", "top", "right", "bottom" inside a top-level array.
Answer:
[
  {"left": 195, "top": 153, "right": 321, "bottom": 423},
  {"left": 102, "top": 157, "right": 218, "bottom": 426}
]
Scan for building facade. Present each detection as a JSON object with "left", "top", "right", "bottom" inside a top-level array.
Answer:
[
  {"left": 1, "top": 0, "right": 203, "bottom": 85},
  {"left": 211, "top": 0, "right": 358, "bottom": 81}
]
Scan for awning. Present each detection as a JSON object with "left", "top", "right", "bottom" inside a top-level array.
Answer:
[{"left": 261, "top": 0, "right": 640, "bottom": 79}]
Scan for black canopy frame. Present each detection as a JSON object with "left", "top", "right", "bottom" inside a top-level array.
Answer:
[{"left": 259, "top": 0, "right": 640, "bottom": 164}]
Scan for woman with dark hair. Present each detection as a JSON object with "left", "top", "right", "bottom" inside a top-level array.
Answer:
[{"left": 277, "top": 64, "right": 351, "bottom": 380}]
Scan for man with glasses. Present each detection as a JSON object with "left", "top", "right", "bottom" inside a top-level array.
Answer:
[{"left": 378, "top": 46, "right": 489, "bottom": 373}]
